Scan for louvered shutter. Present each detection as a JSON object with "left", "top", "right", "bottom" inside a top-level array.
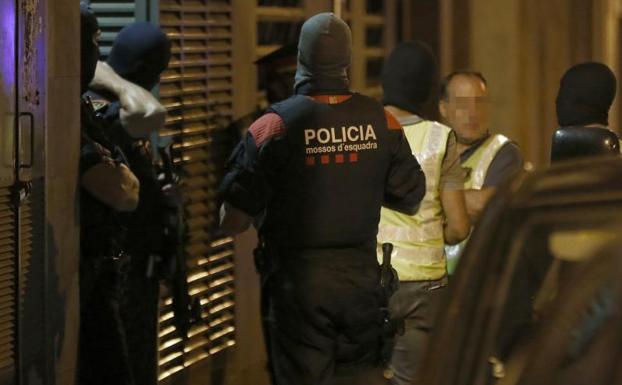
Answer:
[
  {"left": 90, "top": 0, "right": 150, "bottom": 57},
  {"left": 17, "top": 178, "right": 47, "bottom": 384},
  {"left": 0, "top": 188, "right": 15, "bottom": 384},
  {"left": 158, "top": 1, "right": 236, "bottom": 382},
  {"left": 0, "top": 172, "right": 39, "bottom": 385}
]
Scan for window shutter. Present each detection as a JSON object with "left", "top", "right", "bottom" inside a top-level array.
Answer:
[
  {"left": 158, "top": 1, "right": 236, "bottom": 382},
  {"left": 90, "top": 0, "right": 149, "bottom": 57},
  {"left": 17, "top": 179, "right": 46, "bottom": 381},
  {"left": 0, "top": 188, "right": 15, "bottom": 383}
]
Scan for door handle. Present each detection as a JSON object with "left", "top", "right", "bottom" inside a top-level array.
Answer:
[{"left": 18, "top": 111, "right": 34, "bottom": 169}]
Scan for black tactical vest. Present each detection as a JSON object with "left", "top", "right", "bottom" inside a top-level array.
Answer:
[
  {"left": 80, "top": 96, "right": 128, "bottom": 258},
  {"left": 89, "top": 93, "right": 171, "bottom": 260},
  {"left": 262, "top": 93, "right": 393, "bottom": 249}
]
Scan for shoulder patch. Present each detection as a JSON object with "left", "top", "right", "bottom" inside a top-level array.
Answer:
[
  {"left": 384, "top": 109, "right": 403, "bottom": 130},
  {"left": 249, "top": 113, "right": 286, "bottom": 147},
  {"left": 310, "top": 95, "right": 353, "bottom": 104}
]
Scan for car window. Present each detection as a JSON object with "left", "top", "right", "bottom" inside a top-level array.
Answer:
[
  {"left": 532, "top": 227, "right": 620, "bottom": 318},
  {"left": 468, "top": 204, "right": 622, "bottom": 385},
  {"left": 513, "top": 242, "right": 622, "bottom": 385},
  {"left": 549, "top": 228, "right": 620, "bottom": 261}
]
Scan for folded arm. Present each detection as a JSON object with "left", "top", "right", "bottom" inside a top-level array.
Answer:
[
  {"left": 82, "top": 159, "right": 140, "bottom": 212},
  {"left": 441, "top": 189, "right": 470, "bottom": 244}
]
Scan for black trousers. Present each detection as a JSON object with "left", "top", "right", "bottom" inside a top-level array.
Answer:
[
  {"left": 121, "top": 254, "right": 160, "bottom": 385},
  {"left": 265, "top": 247, "right": 388, "bottom": 385},
  {"left": 78, "top": 256, "right": 134, "bottom": 385},
  {"left": 386, "top": 278, "right": 447, "bottom": 385}
]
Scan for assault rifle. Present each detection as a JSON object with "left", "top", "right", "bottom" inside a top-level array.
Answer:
[{"left": 158, "top": 147, "right": 202, "bottom": 339}]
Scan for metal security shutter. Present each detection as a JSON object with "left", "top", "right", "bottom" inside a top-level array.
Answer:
[
  {"left": 17, "top": 178, "right": 46, "bottom": 384},
  {"left": 158, "top": 1, "right": 236, "bottom": 382},
  {"left": 90, "top": 0, "right": 150, "bottom": 57},
  {"left": 18, "top": 183, "right": 45, "bottom": 303},
  {"left": 0, "top": 188, "right": 15, "bottom": 381}
]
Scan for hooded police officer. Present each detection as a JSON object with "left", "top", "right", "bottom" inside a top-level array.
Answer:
[
  {"left": 439, "top": 70, "right": 524, "bottom": 272},
  {"left": 551, "top": 62, "right": 621, "bottom": 162},
  {"left": 78, "top": 3, "right": 139, "bottom": 385},
  {"left": 87, "top": 22, "right": 173, "bottom": 385},
  {"left": 219, "top": 13, "right": 426, "bottom": 385}
]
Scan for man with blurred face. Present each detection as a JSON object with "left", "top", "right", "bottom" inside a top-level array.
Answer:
[{"left": 439, "top": 71, "right": 523, "bottom": 273}]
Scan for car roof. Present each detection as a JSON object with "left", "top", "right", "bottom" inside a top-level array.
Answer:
[{"left": 510, "top": 156, "right": 622, "bottom": 209}]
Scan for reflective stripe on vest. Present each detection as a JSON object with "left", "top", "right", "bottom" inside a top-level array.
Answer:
[
  {"left": 377, "top": 223, "right": 443, "bottom": 244},
  {"left": 378, "top": 119, "right": 451, "bottom": 281},
  {"left": 445, "top": 134, "right": 510, "bottom": 274},
  {"left": 466, "top": 134, "right": 510, "bottom": 189}
]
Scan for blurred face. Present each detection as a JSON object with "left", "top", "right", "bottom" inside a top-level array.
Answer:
[{"left": 440, "top": 75, "right": 490, "bottom": 144}]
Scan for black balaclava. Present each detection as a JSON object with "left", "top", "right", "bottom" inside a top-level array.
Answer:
[
  {"left": 381, "top": 41, "right": 436, "bottom": 115},
  {"left": 107, "top": 22, "right": 171, "bottom": 90},
  {"left": 81, "top": 2, "right": 100, "bottom": 93},
  {"left": 294, "top": 13, "right": 351, "bottom": 95},
  {"left": 556, "top": 62, "right": 617, "bottom": 127}
]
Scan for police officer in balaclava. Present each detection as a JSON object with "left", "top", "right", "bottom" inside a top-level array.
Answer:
[
  {"left": 88, "top": 22, "right": 174, "bottom": 385},
  {"left": 78, "top": 3, "right": 139, "bottom": 385},
  {"left": 552, "top": 62, "right": 620, "bottom": 162},
  {"left": 107, "top": 22, "right": 171, "bottom": 91},
  {"left": 379, "top": 41, "right": 469, "bottom": 385},
  {"left": 219, "top": 13, "right": 426, "bottom": 385},
  {"left": 382, "top": 41, "right": 437, "bottom": 116}
]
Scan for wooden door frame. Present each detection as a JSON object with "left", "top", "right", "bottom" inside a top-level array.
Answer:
[{"left": 45, "top": 0, "right": 81, "bottom": 384}]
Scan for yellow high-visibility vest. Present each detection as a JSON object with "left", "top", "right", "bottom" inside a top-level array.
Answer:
[
  {"left": 445, "top": 134, "right": 510, "bottom": 273},
  {"left": 377, "top": 119, "right": 451, "bottom": 281}
]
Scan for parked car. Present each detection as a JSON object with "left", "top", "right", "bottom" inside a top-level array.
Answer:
[
  {"left": 501, "top": 240, "right": 622, "bottom": 385},
  {"left": 419, "top": 156, "right": 622, "bottom": 385}
]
